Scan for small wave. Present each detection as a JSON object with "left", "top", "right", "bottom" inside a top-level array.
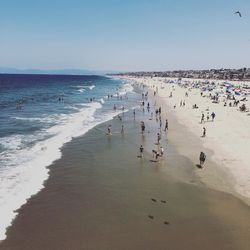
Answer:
[
  {"left": 70, "top": 85, "right": 86, "bottom": 88},
  {"left": 71, "top": 85, "right": 95, "bottom": 90},
  {"left": 88, "top": 85, "right": 95, "bottom": 90},
  {"left": 78, "top": 88, "right": 85, "bottom": 93},
  {"left": 114, "top": 83, "right": 134, "bottom": 97},
  {"left": 13, "top": 116, "right": 59, "bottom": 123},
  {"left": 99, "top": 98, "right": 105, "bottom": 104},
  {"left": 0, "top": 135, "right": 23, "bottom": 151}
]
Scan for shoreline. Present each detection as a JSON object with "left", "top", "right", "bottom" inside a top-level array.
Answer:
[
  {"left": 0, "top": 77, "right": 135, "bottom": 242},
  {"left": 124, "top": 76, "right": 250, "bottom": 206}
]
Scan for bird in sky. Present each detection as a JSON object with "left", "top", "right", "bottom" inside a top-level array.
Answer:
[{"left": 234, "top": 11, "right": 242, "bottom": 17}]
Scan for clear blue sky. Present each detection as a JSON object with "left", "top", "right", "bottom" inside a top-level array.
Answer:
[{"left": 0, "top": 0, "right": 249, "bottom": 71}]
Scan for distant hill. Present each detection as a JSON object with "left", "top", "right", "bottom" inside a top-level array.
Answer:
[{"left": 0, "top": 67, "right": 118, "bottom": 75}]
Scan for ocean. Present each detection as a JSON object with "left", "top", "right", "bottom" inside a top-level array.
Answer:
[{"left": 0, "top": 74, "right": 138, "bottom": 240}]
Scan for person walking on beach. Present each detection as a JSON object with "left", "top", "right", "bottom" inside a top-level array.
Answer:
[
  {"left": 160, "top": 146, "right": 164, "bottom": 156},
  {"left": 118, "top": 114, "right": 122, "bottom": 121},
  {"left": 133, "top": 109, "right": 136, "bottom": 119},
  {"left": 199, "top": 151, "right": 206, "bottom": 167},
  {"left": 157, "top": 133, "right": 161, "bottom": 145},
  {"left": 121, "top": 125, "right": 124, "bottom": 134},
  {"left": 141, "top": 121, "right": 145, "bottom": 134},
  {"left": 201, "top": 113, "right": 205, "bottom": 123},
  {"left": 164, "top": 119, "right": 168, "bottom": 131},
  {"left": 152, "top": 150, "right": 160, "bottom": 161},
  {"left": 147, "top": 102, "right": 150, "bottom": 112},
  {"left": 211, "top": 112, "right": 216, "bottom": 121},
  {"left": 150, "top": 112, "right": 153, "bottom": 120},
  {"left": 139, "top": 145, "right": 144, "bottom": 158},
  {"left": 202, "top": 127, "right": 206, "bottom": 137}
]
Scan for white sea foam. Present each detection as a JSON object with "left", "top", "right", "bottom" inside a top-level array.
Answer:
[
  {"left": 71, "top": 85, "right": 95, "bottom": 91},
  {"left": 99, "top": 98, "right": 105, "bottom": 104},
  {"left": 0, "top": 101, "right": 120, "bottom": 241},
  {"left": 88, "top": 85, "right": 95, "bottom": 90},
  {"left": 78, "top": 88, "right": 85, "bottom": 93},
  {"left": 13, "top": 116, "right": 59, "bottom": 124},
  {"left": 71, "top": 85, "right": 86, "bottom": 88},
  {"left": 115, "top": 83, "right": 134, "bottom": 97}
]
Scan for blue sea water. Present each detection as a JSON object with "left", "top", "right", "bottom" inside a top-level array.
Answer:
[{"left": 0, "top": 74, "right": 137, "bottom": 240}]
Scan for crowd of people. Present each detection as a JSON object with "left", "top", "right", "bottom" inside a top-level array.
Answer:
[{"left": 107, "top": 81, "right": 208, "bottom": 168}]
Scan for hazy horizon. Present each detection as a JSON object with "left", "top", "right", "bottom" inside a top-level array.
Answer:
[
  {"left": 1, "top": 0, "right": 250, "bottom": 71},
  {"left": 0, "top": 66, "right": 250, "bottom": 76}
]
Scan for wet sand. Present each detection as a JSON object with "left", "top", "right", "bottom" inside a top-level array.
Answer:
[{"left": 1, "top": 101, "right": 250, "bottom": 249}]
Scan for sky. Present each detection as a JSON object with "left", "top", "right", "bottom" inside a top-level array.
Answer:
[{"left": 0, "top": 0, "right": 250, "bottom": 71}]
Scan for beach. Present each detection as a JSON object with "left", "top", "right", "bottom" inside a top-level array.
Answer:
[
  {"left": 2, "top": 0, "right": 250, "bottom": 248},
  {"left": 124, "top": 76, "right": 250, "bottom": 204},
  {"left": 1, "top": 78, "right": 250, "bottom": 249}
]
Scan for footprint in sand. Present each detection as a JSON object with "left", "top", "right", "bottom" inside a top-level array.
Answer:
[
  {"left": 164, "top": 221, "right": 170, "bottom": 225},
  {"left": 151, "top": 198, "right": 157, "bottom": 202},
  {"left": 148, "top": 215, "right": 154, "bottom": 219},
  {"left": 160, "top": 200, "right": 166, "bottom": 204}
]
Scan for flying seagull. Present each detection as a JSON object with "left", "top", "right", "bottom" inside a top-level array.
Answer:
[{"left": 234, "top": 11, "right": 242, "bottom": 17}]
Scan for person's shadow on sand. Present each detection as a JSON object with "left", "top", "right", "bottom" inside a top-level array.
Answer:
[{"left": 196, "top": 164, "right": 203, "bottom": 169}]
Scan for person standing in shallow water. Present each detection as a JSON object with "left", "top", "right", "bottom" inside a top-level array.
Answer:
[{"left": 107, "top": 125, "right": 112, "bottom": 135}]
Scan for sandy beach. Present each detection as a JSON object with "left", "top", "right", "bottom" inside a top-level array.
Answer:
[
  {"left": 2, "top": 0, "right": 250, "bottom": 249},
  {"left": 1, "top": 82, "right": 250, "bottom": 250},
  {"left": 124, "top": 76, "right": 250, "bottom": 205}
]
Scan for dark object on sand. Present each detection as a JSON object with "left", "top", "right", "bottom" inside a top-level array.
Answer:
[
  {"left": 239, "top": 104, "right": 247, "bottom": 112},
  {"left": 164, "top": 221, "right": 170, "bottom": 225},
  {"left": 161, "top": 200, "right": 166, "bottom": 203},
  {"left": 148, "top": 215, "right": 154, "bottom": 219},
  {"left": 150, "top": 159, "right": 158, "bottom": 163},
  {"left": 151, "top": 198, "right": 157, "bottom": 202}
]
